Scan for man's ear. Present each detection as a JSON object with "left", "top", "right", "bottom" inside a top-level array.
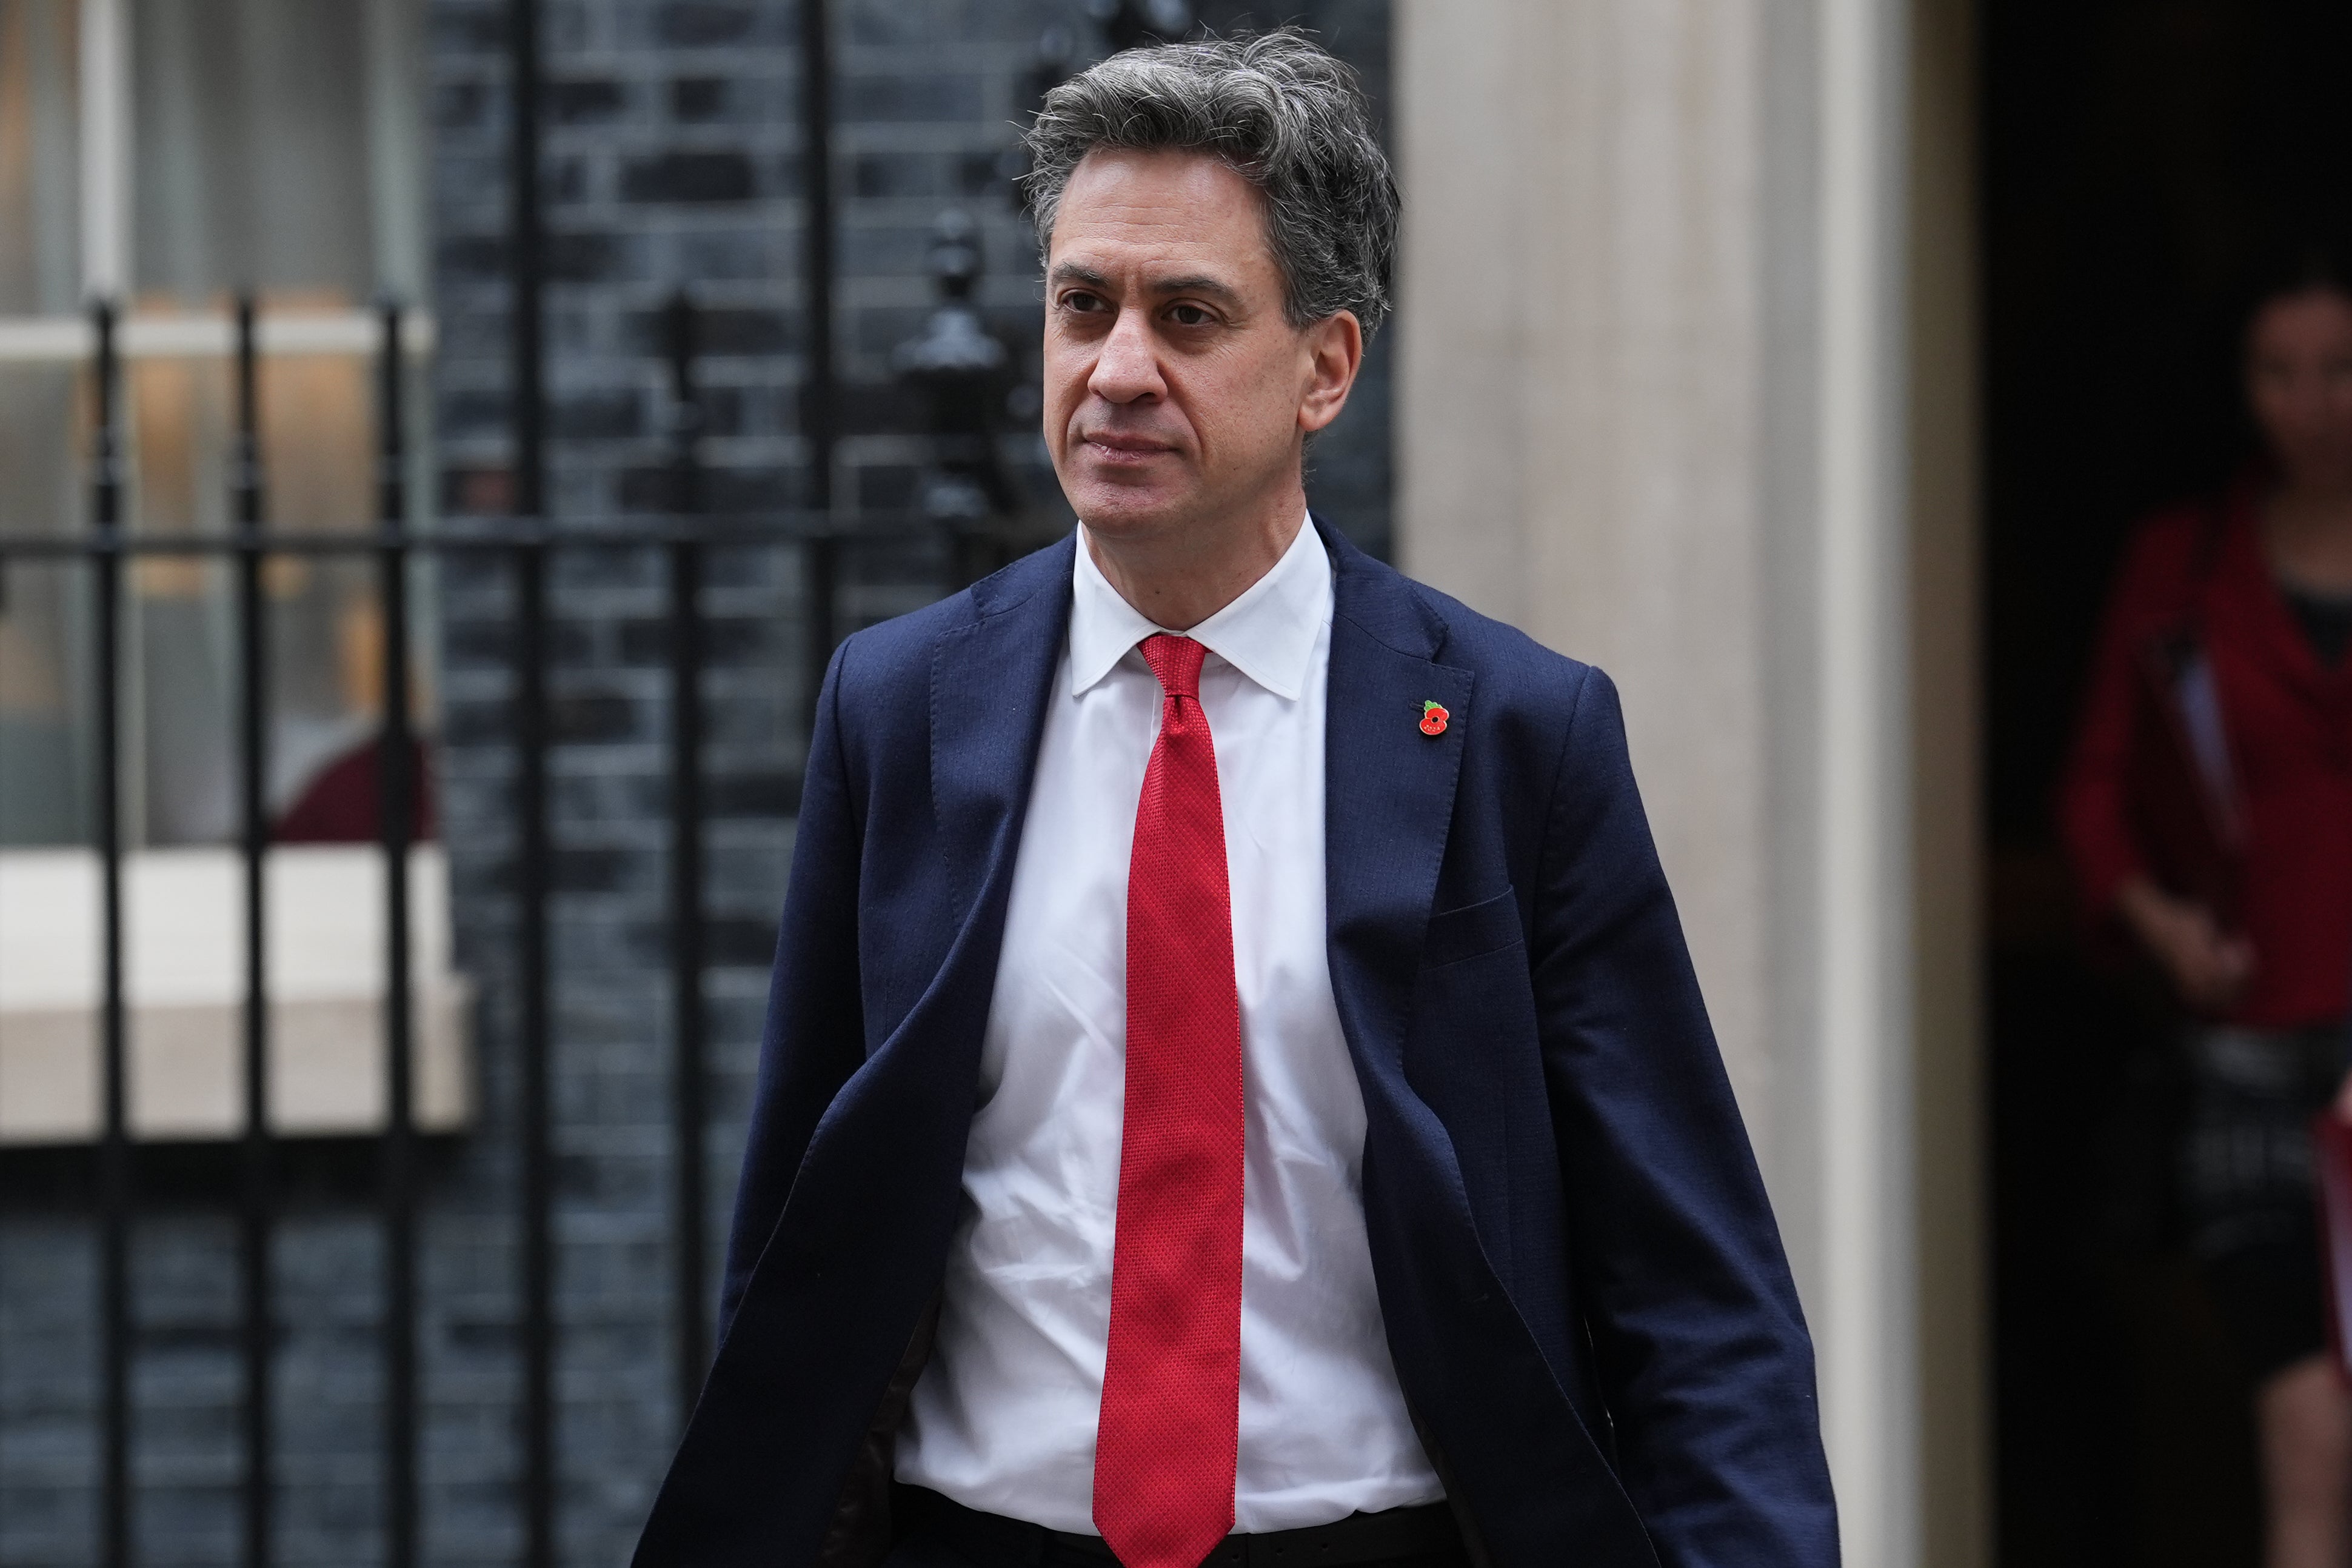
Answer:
[{"left": 1298, "top": 310, "right": 1365, "bottom": 435}]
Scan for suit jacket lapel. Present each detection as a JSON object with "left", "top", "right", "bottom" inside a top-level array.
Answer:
[
  {"left": 1320, "top": 521, "right": 1474, "bottom": 1076},
  {"left": 924, "top": 533, "right": 1075, "bottom": 977}
]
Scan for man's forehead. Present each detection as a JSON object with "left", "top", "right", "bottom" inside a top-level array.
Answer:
[
  {"left": 1050, "top": 148, "right": 1274, "bottom": 275},
  {"left": 1064, "top": 143, "right": 1256, "bottom": 202},
  {"left": 1049, "top": 176, "right": 1270, "bottom": 296}
]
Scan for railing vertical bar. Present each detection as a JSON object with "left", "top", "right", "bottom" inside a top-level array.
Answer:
[
  {"left": 230, "top": 293, "right": 275, "bottom": 1568},
  {"left": 90, "top": 297, "right": 133, "bottom": 1568},
  {"left": 803, "top": 533, "right": 836, "bottom": 738},
  {"left": 509, "top": 0, "right": 546, "bottom": 527},
  {"left": 799, "top": 0, "right": 837, "bottom": 734},
  {"left": 664, "top": 293, "right": 710, "bottom": 1421},
  {"left": 507, "top": 0, "right": 556, "bottom": 1556},
  {"left": 515, "top": 535, "right": 553, "bottom": 1568},
  {"left": 800, "top": 0, "right": 835, "bottom": 522},
  {"left": 375, "top": 299, "right": 421, "bottom": 1568}
]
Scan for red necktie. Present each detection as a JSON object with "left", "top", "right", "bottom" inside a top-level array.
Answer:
[{"left": 1094, "top": 633, "right": 1245, "bottom": 1568}]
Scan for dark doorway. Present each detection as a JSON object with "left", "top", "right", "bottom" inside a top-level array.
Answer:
[{"left": 1983, "top": 2, "right": 2352, "bottom": 1564}]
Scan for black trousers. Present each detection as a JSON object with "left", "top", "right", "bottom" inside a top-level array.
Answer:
[{"left": 885, "top": 1485, "right": 1471, "bottom": 1568}]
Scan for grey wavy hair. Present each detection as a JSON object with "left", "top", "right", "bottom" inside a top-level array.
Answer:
[{"left": 1020, "top": 28, "right": 1398, "bottom": 339}]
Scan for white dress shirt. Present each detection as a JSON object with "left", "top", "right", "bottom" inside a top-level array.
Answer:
[{"left": 895, "top": 517, "right": 1443, "bottom": 1532}]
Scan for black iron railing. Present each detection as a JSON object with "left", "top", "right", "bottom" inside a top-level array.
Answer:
[{"left": 0, "top": 289, "right": 1004, "bottom": 1564}]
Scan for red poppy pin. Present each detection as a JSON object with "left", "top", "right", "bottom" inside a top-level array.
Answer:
[{"left": 1419, "top": 700, "right": 1449, "bottom": 737}]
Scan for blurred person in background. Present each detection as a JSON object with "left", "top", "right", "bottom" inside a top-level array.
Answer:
[{"left": 2062, "top": 241, "right": 2352, "bottom": 1568}]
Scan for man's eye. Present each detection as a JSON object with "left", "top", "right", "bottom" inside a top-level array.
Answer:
[
  {"left": 1168, "top": 304, "right": 1212, "bottom": 327},
  {"left": 1063, "top": 291, "right": 1106, "bottom": 313}
]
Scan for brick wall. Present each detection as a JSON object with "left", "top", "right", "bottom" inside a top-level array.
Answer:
[{"left": 0, "top": 2, "right": 1390, "bottom": 1562}]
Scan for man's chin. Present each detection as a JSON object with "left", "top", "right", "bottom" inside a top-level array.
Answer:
[{"left": 1067, "top": 482, "right": 1198, "bottom": 540}]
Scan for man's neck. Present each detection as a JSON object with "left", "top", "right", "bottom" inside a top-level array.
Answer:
[{"left": 1083, "top": 490, "right": 1309, "bottom": 632}]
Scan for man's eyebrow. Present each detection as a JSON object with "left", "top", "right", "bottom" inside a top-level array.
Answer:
[
  {"left": 1147, "top": 273, "right": 1243, "bottom": 305},
  {"left": 1044, "top": 262, "right": 1244, "bottom": 307}
]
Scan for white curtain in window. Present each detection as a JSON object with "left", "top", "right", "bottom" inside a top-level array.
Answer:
[
  {"left": 0, "top": 0, "right": 81, "bottom": 314},
  {"left": 132, "top": 0, "right": 374, "bottom": 305}
]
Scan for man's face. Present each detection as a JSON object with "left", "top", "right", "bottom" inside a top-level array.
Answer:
[
  {"left": 1041, "top": 148, "right": 1353, "bottom": 543},
  {"left": 2247, "top": 287, "right": 2352, "bottom": 492}
]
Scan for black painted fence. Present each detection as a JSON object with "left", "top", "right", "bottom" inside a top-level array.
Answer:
[{"left": 0, "top": 289, "right": 949, "bottom": 1567}]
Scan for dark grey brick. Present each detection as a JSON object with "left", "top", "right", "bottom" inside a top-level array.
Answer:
[
  {"left": 552, "top": 387, "right": 647, "bottom": 439},
  {"left": 431, "top": 2, "right": 507, "bottom": 54},
  {"left": 842, "top": 72, "right": 983, "bottom": 122},
  {"left": 957, "top": 150, "right": 1008, "bottom": 198},
  {"left": 669, "top": 227, "right": 786, "bottom": 279},
  {"left": 852, "top": 150, "right": 942, "bottom": 199},
  {"left": 549, "top": 76, "right": 628, "bottom": 124},
  {"left": 545, "top": 155, "right": 593, "bottom": 205},
  {"left": 684, "top": 305, "right": 795, "bottom": 355},
  {"left": 667, "top": 76, "right": 730, "bottom": 122},
  {"left": 653, "top": 0, "right": 756, "bottom": 47},
  {"left": 438, "top": 233, "right": 509, "bottom": 281},
  {"left": 436, "top": 79, "right": 495, "bottom": 130},
  {"left": 621, "top": 150, "right": 758, "bottom": 204},
  {"left": 546, "top": 229, "right": 642, "bottom": 282}
]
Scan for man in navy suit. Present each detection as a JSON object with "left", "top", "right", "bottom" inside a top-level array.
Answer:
[{"left": 638, "top": 29, "right": 1836, "bottom": 1568}]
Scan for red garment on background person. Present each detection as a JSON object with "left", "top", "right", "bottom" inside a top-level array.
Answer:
[
  {"left": 2060, "top": 475, "right": 2352, "bottom": 1027},
  {"left": 273, "top": 735, "right": 436, "bottom": 845}
]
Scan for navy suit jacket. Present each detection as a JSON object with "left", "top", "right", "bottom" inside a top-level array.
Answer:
[{"left": 636, "top": 522, "right": 1838, "bottom": 1567}]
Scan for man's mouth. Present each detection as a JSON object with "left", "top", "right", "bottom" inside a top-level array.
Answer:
[{"left": 1080, "top": 432, "right": 1173, "bottom": 462}]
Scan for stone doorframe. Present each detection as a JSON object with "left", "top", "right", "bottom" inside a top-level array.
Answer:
[{"left": 1393, "top": 1, "right": 1983, "bottom": 1563}]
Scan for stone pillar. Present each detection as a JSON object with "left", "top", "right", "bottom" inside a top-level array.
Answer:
[{"left": 1392, "top": 2, "right": 1983, "bottom": 1563}]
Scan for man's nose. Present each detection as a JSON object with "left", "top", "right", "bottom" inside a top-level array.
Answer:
[{"left": 1088, "top": 307, "right": 1165, "bottom": 404}]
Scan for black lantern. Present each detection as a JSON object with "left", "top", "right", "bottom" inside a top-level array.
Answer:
[{"left": 892, "top": 209, "right": 1021, "bottom": 581}]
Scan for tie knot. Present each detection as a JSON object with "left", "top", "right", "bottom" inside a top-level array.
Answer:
[{"left": 1140, "top": 633, "right": 1206, "bottom": 701}]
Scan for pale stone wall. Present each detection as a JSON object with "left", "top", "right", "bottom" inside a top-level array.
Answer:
[
  {"left": 1392, "top": 1, "right": 1984, "bottom": 1562},
  {"left": 1397, "top": 0, "right": 1773, "bottom": 1129}
]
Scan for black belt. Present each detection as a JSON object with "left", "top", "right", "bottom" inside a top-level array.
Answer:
[{"left": 895, "top": 1484, "right": 1466, "bottom": 1568}]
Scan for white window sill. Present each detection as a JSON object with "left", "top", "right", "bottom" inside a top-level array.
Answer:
[
  {"left": 0, "top": 308, "right": 436, "bottom": 363},
  {"left": 0, "top": 845, "right": 472, "bottom": 1144}
]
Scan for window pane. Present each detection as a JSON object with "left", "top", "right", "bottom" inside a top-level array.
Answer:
[
  {"left": 0, "top": 0, "right": 80, "bottom": 314},
  {"left": 131, "top": 0, "right": 375, "bottom": 304},
  {"left": 2, "top": 345, "right": 435, "bottom": 847},
  {"left": 119, "top": 343, "right": 431, "bottom": 847},
  {"left": 0, "top": 558, "right": 89, "bottom": 844},
  {"left": 0, "top": 361, "right": 85, "bottom": 844},
  {"left": 0, "top": 357, "right": 81, "bottom": 537}
]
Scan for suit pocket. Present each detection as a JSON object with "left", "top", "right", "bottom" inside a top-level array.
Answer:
[{"left": 1421, "top": 886, "right": 1523, "bottom": 969}]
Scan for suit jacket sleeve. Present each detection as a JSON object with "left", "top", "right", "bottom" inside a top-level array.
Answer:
[
  {"left": 1530, "top": 668, "right": 1837, "bottom": 1567},
  {"left": 716, "top": 639, "right": 868, "bottom": 1343}
]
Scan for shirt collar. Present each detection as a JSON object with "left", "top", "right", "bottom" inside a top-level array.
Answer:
[{"left": 1067, "top": 514, "right": 1331, "bottom": 700}]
